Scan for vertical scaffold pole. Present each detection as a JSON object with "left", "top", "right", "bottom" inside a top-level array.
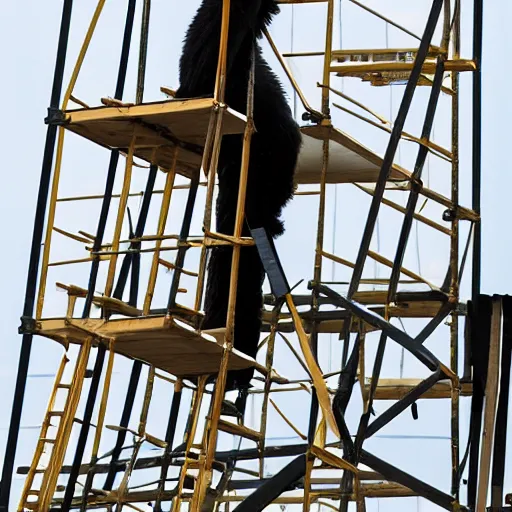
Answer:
[
  {"left": 309, "top": 0, "right": 334, "bottom": 450},
  {"left": 466, "top": 1, "right": 483, "bottom": 507},
  {"left": 0, "top": 1, "right": 74, "bottom": 509},
  {"left": 471, "top": 0, "right": 483, "bottom": 303},
  {"left": 450, "top": 0, "right": 461, "bottom": 497},
  {"left": 63, "top": 0, "right": 138, "bottom": 505}
]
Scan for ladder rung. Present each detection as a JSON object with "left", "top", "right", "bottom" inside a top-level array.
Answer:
[
  {"left": 40, "top": 438, "right": 56, "bottom": 443},
  {"left": 57, "top": 383, "right": 71, "bottom": 389},
  {"left": 48, "top": 411, "right": 64, "bottom": 417},
  {"left": 145, "top": 433, "right": 167, "bottom": 449},
  {"left": 184, "top": 460, "right": 202, "bottom": 470},
  {"left": 218, "top": 419, "right": 262, "bottom": 443}
]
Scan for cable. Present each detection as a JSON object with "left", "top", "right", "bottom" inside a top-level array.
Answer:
[
  {"left": 327, "top": 0, "right": 344, "bottom": 372},
  {"left": 291, "top": 4, "right": 298, "bottom": 120}
]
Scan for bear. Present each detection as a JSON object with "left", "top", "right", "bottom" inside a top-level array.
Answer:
[{"left": 174, "top": 0, "right": 302, "bottom": 391}]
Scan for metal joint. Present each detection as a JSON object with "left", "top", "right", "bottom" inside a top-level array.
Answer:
[
  {"left": 18, "top": 316, "right": 37, "bottom": 335},
  {"left": 443, "top": 208, "right": 457, "bottom": 222},
  {"left": 411, "top": 177, "right": 424, "bottom": 193},
  {"left": 301, "top": 111, "right": 324, "bottom": 124},
  {"left": 44, "top": 107, "right": 68, "bottom": 126}
]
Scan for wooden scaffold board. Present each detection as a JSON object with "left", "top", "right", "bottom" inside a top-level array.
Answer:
[
  {"left": 35, "top": 315, "right": 257, "bottom": 377},
  {"left": 62, "top": 97, "right": 247, "bottom": 177}
]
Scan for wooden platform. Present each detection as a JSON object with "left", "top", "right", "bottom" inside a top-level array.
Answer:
[
  {"left": 356, "top": 289, "right": 448, "bottom": 318},
  {"left": 261, "top": 289, "right": 450, "bottom": 336},
  {"left": 330, "top": 48, "right": 476, "bottom": 86},
  {"left": 35, "top": 316, "right": 256, "bottom": 377},
  {"left": 63, "top": 97, "right": 409, "bottom": 185},
  {"left": 295, "top": 125, "right": 408, "bottom": 184},
  {"left": 62, "top": 98, "right": 247, "bottom": 178},
  {"left": 263, "top": 290, "right": 447, "bottom": 322},
  {"left": 367, "top": 378, "right": 473, "bottom": 400}
]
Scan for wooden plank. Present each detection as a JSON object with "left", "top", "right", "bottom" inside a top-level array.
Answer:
[
  {"left": 332, "top": 47, "right": 440, "bottom": 57},
  {"left": 310, "top": 446, "right": 358, "bottom": 473},
  {"left": 218, "top": 420, "right": 262, "bottom": 443},
  {"left": 286, "top": 295, "right": 340, "bottom": 438},
  {"left": 362, "top": 482, "right": 418, "bottom": 498},
  {"left": 367, "top": 378, "right": 473, "bottom": 400},
  {"left": 262, "top": 290, "right": 447, "bottom": 325},
  {"left": 35, "top": 316, "right": 255, "bottom": 377},
  {"left": 295, "top": 125, "right": 408, "bottom": 185},
  {"left": 65, "top": 98, "right": 246, "bottom": 135},
  {"left": 476, "top": 298, "right": 503, "bottom": 512},
  {"left": 262, "top": 318, "right": 379, "bottom": 334},
  {"left": 63, "top": 98, "right": 246, "bottom": 177},
  {"left": 56, "top": 282, "right": 142, "bottom": 317},
  {"left": 331, "top": 59, "right": 476, "bottom": 75}
]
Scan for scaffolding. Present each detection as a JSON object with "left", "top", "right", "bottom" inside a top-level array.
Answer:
[{"left": 2, "top": 0, "right": 510, "bottom": 511}]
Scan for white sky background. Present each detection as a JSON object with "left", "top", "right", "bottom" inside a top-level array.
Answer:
[{"left": 1, "top": 0, "right": 511, "bottom": 511}]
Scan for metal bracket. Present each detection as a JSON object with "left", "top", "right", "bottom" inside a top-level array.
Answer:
[
  {"left": 44, "top": 107, "right": 68, "bottom": 126},
  {"left": 443, "top": 208, "right": 457, "bottom": 222},
  {"left": 18, "top": 316, "right": 37, "bottom": 335},
  {"left": 301, "top": 110, "right": 324, "bottom": 124}
]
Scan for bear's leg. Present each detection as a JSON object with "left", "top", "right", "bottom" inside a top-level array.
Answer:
[
  {"left": 202, "top": 243, "right": 265, "bottom": 391},
  {"left": 201, "top": 156, "right": 266, "bottom": 391}
]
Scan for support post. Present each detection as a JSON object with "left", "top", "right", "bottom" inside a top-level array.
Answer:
[
  {"left": 65, "top": 1, "right": 139, "bottom": 503},
  {"left": 476, "top": 298, "right": 502, "bottom": 512},
  {"left": 472, "top": 0, "right": 483, "bottom": 303},
  {"left": 0, "top": 1, "right": 74, "bottom": 508}
]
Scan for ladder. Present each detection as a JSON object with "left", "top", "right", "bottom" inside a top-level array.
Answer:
[{"left": 18, "top": 340, "right": 92, "bottom": 511}]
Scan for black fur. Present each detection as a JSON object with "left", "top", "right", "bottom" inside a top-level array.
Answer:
[{"left": 175, "top": 0, "right": 302, "bottom": 390}]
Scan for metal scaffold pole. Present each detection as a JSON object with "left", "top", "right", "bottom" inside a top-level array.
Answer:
[
  {"left": 7, "top": 0, "right": 505, "bottom": 510},
  {"left": 0, "top": 1, "right": 74, "bottom": 509}
]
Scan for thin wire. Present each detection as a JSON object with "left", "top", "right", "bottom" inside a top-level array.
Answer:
[
  {"left": 383, "top": 20, "right": 410, "bottom": 382},
  {"left": 329, "top": 194, "right": 338, "bottom": 373},
  {"left": 339, "top": 0, "right": 344, "bottom": 93},
  {"left": 291, "top": 4, "right": 298, "bottom": 120},
  {"left": 415, "top": 123, "right": 432, "bottom": 277},
  {"left": 332, "top": 0, "right": 343, "bottom": 285},
  {"left": 327, "top": 0, "right": 344, "bottom": 372},
  {"left": 374, "top": 21, "right": 395, "bottom": 287},
  {"left": 413, "top": 120, "right": 432, "bottom": 277},
  {"left": 398, "top": 318, "right": 407, "bottom": 378},
  {"left": 415, "top": 219, "right": 422, "bottom": 276}
]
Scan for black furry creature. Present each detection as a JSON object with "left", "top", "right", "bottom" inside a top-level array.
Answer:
[{"left": 175, "top": 0, "right": 302, "bottom": 390}]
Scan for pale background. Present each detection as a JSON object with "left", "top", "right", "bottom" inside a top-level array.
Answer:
[{"left": 1, "top": 1, "right": 510, "bottom": 510}]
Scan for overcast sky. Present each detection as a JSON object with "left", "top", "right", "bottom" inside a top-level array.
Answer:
[{"left": 1, "top": 1, "right": 511, "bottom": 511}]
